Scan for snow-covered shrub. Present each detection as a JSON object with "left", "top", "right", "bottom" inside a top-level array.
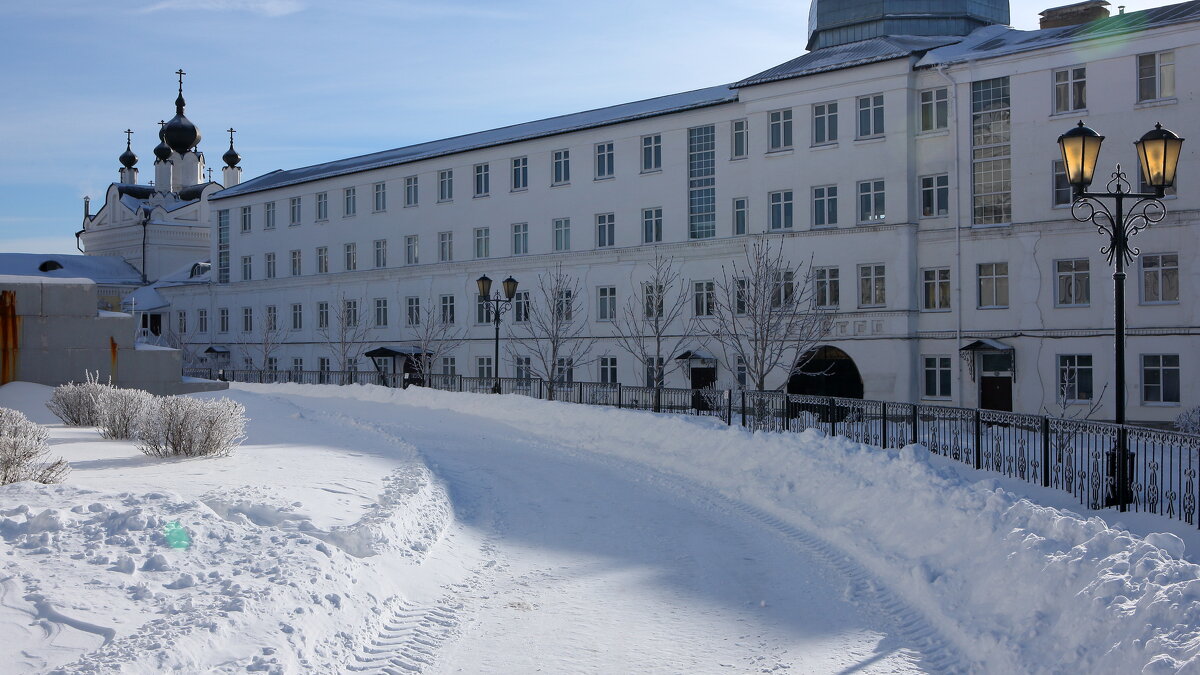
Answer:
[
  {"left": 136, "top": 396, "right": 246, "bottom": 458},
  {"left": 0, "top": 407, "right": 69, "bottom": 485},
  {"left": 97, "top": 387, "right": 154, "bottom": 440},
  {"left": 1175, "top": 406, "right": 1200, "bottom": 435},
  {"left": 45, "top": 372, "right": 111, "bottom": 426}
]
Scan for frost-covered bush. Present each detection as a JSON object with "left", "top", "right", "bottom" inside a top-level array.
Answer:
[
  {"left": 0, "top": 407, "right": 68, "bottom": 485},
  {"left": 97, "top": 387, "right": 154, "bottom": 440},
  {"left": 136, "top": 396, "right": 246, "bottom": 458},
  {"left": 1175, "top": 406, "right": 1200, "bottom": 435},
  {"left": 45, "top": 372, "right": 111, "bottom": 426}
]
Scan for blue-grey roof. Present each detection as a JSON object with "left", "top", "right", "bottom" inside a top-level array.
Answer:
[
  {"left": 123, "top": 285, "right": 169, "bottom": 311},
  {"left": 211, "top": 84, "right": 738, "bottom": 200},
  {"left": 806, "top": 0, "right": 1009, "bottom": 51},
  {"left": 918, "top": 0, "right": 1200, "bottom": 66},
  {"left": 0, "top": 254, "right": 143, "bottom": 285},
  {"left": 736, "top": 35, "right": 963, "bottom": 88}
]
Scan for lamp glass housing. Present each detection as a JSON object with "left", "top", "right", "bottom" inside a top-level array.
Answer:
[
  {"left": 476, "top": 274, "right": 492, "bottom": 299},
  {"left": 1058, "top": 121, "right": 1104, "bottom": 189},
  {"left": 1135, "top": 123, "right": 1184, "bottom": 190},
  {"left": 502, "top": 276, "right": 519, "bottom": 300}
]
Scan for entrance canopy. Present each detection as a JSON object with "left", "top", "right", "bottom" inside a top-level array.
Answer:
[
  {"left": 674, "top": 349, "right": 716, "bottom": 367},
  {"left": 959, "top": 338, "right": 1012, "bottom": 353},
  {"left": 959, "top": 338, "right": 1015, "bottom": 381},
  {"left": 203, "top": 346, "right": 230, "bottom": 354},
  {"left": 364, "top": 346, "right": 426, "bottom": 358}
]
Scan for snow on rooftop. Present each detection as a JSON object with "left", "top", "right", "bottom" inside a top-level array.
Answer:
[{"left": 0, "top": 255, "right": 142, "bottom": 285}]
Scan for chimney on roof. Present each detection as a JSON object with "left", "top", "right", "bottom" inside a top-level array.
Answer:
[{"left": 1039, "top": 0, "right": 1110, "bottom": 29}]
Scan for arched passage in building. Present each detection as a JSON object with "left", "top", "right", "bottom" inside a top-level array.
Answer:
[{"left": 787, "top": 345, "right": 864, "bottom": 399}]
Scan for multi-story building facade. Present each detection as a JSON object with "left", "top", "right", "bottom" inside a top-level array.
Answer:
[{"left": 117, "top": 0, "right": 1198, "bottom": 423}]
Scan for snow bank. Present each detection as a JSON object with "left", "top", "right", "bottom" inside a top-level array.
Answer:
[{"left": 263, "top": 383, "right": 1200, "bottom": 674}]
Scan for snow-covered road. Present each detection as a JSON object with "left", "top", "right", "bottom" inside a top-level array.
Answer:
[{"left": 295, "top": 392, "right": 939, "bottom": 673}]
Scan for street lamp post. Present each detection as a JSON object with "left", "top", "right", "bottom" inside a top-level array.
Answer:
[
  {"left": 1057, "top": 120, "right": 1184, "bottom": 509},
  {"left": 476, "top": 274, "right": 519, "bottom": 394}
]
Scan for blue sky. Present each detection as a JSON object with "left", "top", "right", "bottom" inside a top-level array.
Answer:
[{"left": 0, "top": 0, "right": 1178, "bottom": 255}]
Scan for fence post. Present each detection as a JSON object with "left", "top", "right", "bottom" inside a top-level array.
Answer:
[
  {"left": 828, "top": 397, "right": 837, "bottom": 438},
  {"left": 740, "top": 390, "right": 746, "bottom": 428},
  {"left": 973, "top": 409, "right": 982, "bottom": 470},
  {"left": 726, "top": 390, "right": 732, "bottom": 426},
  {"left": 458, "top": 375, "right": 464, "bottom": 392},
  {"left": 1117, "top": 427, "right": 1130, "bottom": 512},
  {"left": 880, "top": 402, "right": 888, "bottom": 449},
  {"left": 616, "top": 383, "right": 623, "bottom": 409},
  {"left": 654, "top": 387, "right": 661, "bottom": 413},
  {"left": 783, "top": 394, "right": 790, "bottom": 432},
  {"left": 1041, "top": 416, "right": 1051, "bottom": 488},
  {"left": 910, "top": 405, "right": 919, "bottom": 445},
  {"left": 577, "top": 381, "right": 584, "bottom": 404}
]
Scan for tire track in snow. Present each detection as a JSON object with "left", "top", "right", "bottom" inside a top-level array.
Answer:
[{"left": 347, "top": 599, "right": 462, "bottom": 674}]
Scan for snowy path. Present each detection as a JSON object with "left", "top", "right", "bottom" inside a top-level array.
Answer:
[{"left": 288, "top": 393, "right": 948, "bottom": 673}]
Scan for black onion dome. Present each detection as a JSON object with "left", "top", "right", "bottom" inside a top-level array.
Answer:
[
  {"left": 222, "top": 143, "right": 241, "bottom": 168},
  {"left": 119, "top": 144, "right": 138, "bottom": 168},
  {"left": 163, "top": 82, "right": 201, "bottom": 154},
  {"left": 153, "top": 120, "right": 172, "bottom": 161}
]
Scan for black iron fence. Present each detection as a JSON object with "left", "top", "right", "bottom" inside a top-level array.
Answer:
[{"left": 184, "top": 366, "right": 1199, "bottom": 528}]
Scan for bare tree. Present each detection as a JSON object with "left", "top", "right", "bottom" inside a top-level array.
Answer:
[
  {"left": 506, "top": 263, "right": 596, "bottom": 401},
  {"left": 236, "top": 304, "right": 288, "bottom": 371},
  {"left": 161, "top": 310, "right": 203, "bottom": 369},
  {"left": 407, "top": 296, "right": 467, "bottom": 383},
  {"left": 317, "top": 294, "right": 373, "bottom": 373},
  {"left": 609, "top": 250, "right": 696, "bottom": 387},
  {"left": 703, "top": 237, "right": 833, "bottom": 391}
]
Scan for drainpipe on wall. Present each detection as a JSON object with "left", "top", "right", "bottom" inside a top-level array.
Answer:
[
  {"left": 937, "top": 62, "right": 964, "bottom": 407},
  {"left": 140, "top": 213, "right": 149, "bottom": 284}
]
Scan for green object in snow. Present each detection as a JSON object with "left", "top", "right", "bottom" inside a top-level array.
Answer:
[{"left": 164, "top": 521, "right": 191, "bottom": 549}]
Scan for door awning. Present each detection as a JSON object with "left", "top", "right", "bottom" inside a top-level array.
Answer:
[
  {"left": 364, "top": 346, "right": 426, "bottom": 358},
  {"left": 674, "top": 349, "right": 715, "bottom": 361},
  {"left": 959, "top": 338, "right": 1012, "bottom": 352},
  {"left": 204, "top": 346, "right": 230, "bottom": 354}
]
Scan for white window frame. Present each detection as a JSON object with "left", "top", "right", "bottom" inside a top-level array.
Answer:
[
  {"left": 920, "top": 174, "right": 949, "bottom": 218},
  {"left": 474, "top": 227, "right": 490, "bottom": 259},
  {"left": 373, "top": 182, "right": 386, "bottom": 212},
  {"left": 405, "top": 235, "right": 419, "bottom": 265},
  {"left": 856, "top": 94, "right": 884, "bottom": 138},
  {"left": 642, "top": 207, "right": 662, "bottom": 243},
  {"left": 1053, "top": 66, "right": 1086, "bottom": 114},
  {"left": 922, "top": 355, "right": 953, "bottom": 399},
  {"left": 552, "top": 149, "right": 570, "bottom": 185},
  {"left": 373, "top": 239, "right": 387, "bottom": 268},
  {"left": 977, "top": 262, "right": 1009, "bottom": 309},
  {"left": 596, "top": 213, "right": 615, "bottom": 248},
  {"left": 1141, "top": 354, "right": 1181, "bottom": 404},
  {"left": 511, "top": 156, "right": 528, "bottom": 191},
  {"left": 732, "top": 197, "right": 748, "bottom": 235},
  {"left": 438, "top": 231, "right": 453, "bottom": 262},
  {"left": 1055, "top": 258, "right": 1090, "bottom": 307},
  {"left": 730, "top": 119, "right": 748, "bottom": 159},
  {"left": 594, "top": 142, "right": 614, "bottom": 180},
  {"left": 1140, "top": 253, "right": 1179, "bottom": 304},
  {"left": 512, "top": 223, "right": 528, "bottom": 255},
  {"left": 921, "top": 267, "right": 951, "bottom": 311},
  {"left": 553, "top": 217, "right": 570, "bottom": 251},
  {"left": 316, "top": 246, "right": 328, "bottom": 274},
  {"left": 437, "top": 170, "right": 453, "bottom": 202},
  {"left": 812, "top": 101, "right": 838, "bottom": 145},
  {"left": 1137, "top": 51, "right": 1175, "bottom": 102},
  {"left": 813, "top": 185, "right": 838, "bottom": 228},
  {"left": 597, "top": 286, "right": 616, "bottom": 322},
  {"left": 857, "top": 179, "right": 885, "bottom": 223},
  {"left": 344, "top": 187, "right": 357, "bottom": 216},
  {"left": 404, "top": 176, "right": 418, "bottom": 207},
  {"left": 768, "top": 109, "right": 793, "bottom": 151},
  {"left": 919, "top": 88, "right": 948, "bottom": 132},
  {"left": 858, "top": 263, "right": 886, "bottom": 308}
]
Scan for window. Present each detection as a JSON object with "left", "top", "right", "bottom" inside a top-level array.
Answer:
[
  {"left": 922, "top": 268, "right": 951, "bottom": 310},
  {"left": 344, "top": 187, "right": 357, "bottom": 216},
  {"left": 977, "top": 262, "right": 1009, "bottom": 308},
  {"left": 919, "top": 88, "right": 949, "bottom": 131},
  {"left": 1142, "top": 354, "right": 1181, "bottom": 404},
  {"left": 317, "top": 301, "right": 329, "bottom": 330},
  {"left": 240, "top": 255, "right": 252, "bottom": 281},
  {"left": 595, "top": 142, "right": 614, "bottom": 179},
  {"left": 476, "top": 295, "right": 494, "bottom": 324},
  {"left": 642, "top": 208, "right": 662, "bottom": 243},
  {"left": 374, "top": 239, "right": 387, "bottom": 268},
  {"left": 240, "top": 205, "right": 252, "bottom": 232},
  {"left": 289, "top": 197, "right": 301, "bottom": 226},
  {"left": 772, "top": 271, "right": 795, "bottom": 308},
  {"left": 920, "top": 174, "right": 949, "bottom": 217},
  {"left": 597, "top": 286, "right": 616, "bottom": 321},
  {"left": 1057, "top": 354, "right": 1094, "bottom": 402},
  {"left": 512, "top": 223, "right": 528, "bottom": 255},
  {"left": 815, "top": 267, "right": 839, "bottom": 307},
  {"left": 440, "top": 295, "right": 455, "bottom": 324},
  {"left": 441, "top": 357, "right": 456, "bottom": 376},
  {"left": 511, "top": 157, "right": 528, "bottom": 190},
  {"left": 731, "top": 120, "right": 748, "bottom": 159},
  {"left": 768, "top": 109, "right": 793, "bottom": 150},
  {"left": 599, "top": 356, "right": 618, "bottom": 384},
  {"left": 265, "top": 252, "right": 276, "bottom": 279},
  {"left": 688, "top": 125, "right": 717, "bottom": 239},
  {"left": 858, "top": 264, "right": 885, "bottom": 307},
  {"left": 644, "top": 283, "right": 664, "bottom": 319},
  {"left": 643, "top": 134, "right": 663, "bottom": 172},
  {"left": 407, "top": 297, "right": 421, "bottom": 326},
  {"left": 217, "top": 209, "right": 230, "bottom": 284},
  {"left": 316, "top": 246, "right": 328, "bottom": 274},
  {"left": 315, "top": 192, "right": 328, "bottom": 220},
  {"left": 736, "top": 357, "right": 747, "bottom": 388},
  {"left": 177, "top": 310, "right": 187, "bottom": 335},
  {"left": 290, "top": 249, "right": 301, "bottom": 276},
  {"left": 1053, "top": 160, "right": 1072, "bottom": 206},
  {"left": 291, "top": 303, "right": 302, "bottom": 330},
  {"left": 291, "top": 357, "right": 303, "bottom": 372},
  {"left": 923, "top": 356, "right": 952, "bottom": 398},
  {"left": 1138, "top": 51, "right": 1175, "bottom": 102},
  {"left": 264, "top": 201, "right": 275, "bottom": 229},
  {"left": 266, "top": 357, "right": 278, "bottom": 372},
  {"left": 438, "top": 170, "right": 453, "bottom": 201},
  {"left": 812, "top": 102, "right": 838, "bottom": 145},
  {"left": 474, "top": 227, "right": 490, "bottom": 259},
  {"left": 857, "top": 94, "right": 884, "bottom": 137},
  {"left": 404, "top": 176, "right": 418, "bottom": 206},
  {"left": 1142, "top": 253, "right": 1179, "bottom": 303},
  {"left": 769, "top": 190, "right": 793, "bottom": 230},
  {"left": 645, "top": 357, "right": 664, "bottom": 387},
  {"left": 405, "top": 235, "right": 418, "bottom": 265},
  {"left": 265, "top": 305, "right": 278, "bottom": 331},
  {"left": 241, "top": 306, "right": 253, "bottom": 333},
  {"left": 343, "top": 243, "right": 357, "bottom": 271},
  {"left": 514, "top": 291, "right": 530, "bottom": 323},
  {"left": 477, "top": 356, "right": 494, "bottom": 379},
  {"left": 343, "top": 299, "right": 358, "bottom": 328},
  {"left": 555, "top": 289, "right": 573, "bottom": 321},
  {"left": 733, "top": 198, "right": 748, "bottom": 235},
  {"left": 857, "top": 180, "right": 885, "bottom": 222},
  {"left": 1053, "top": 67, "right": 1086, "bottom": 113},
  {"left": 218, "top": 307, "right": 229, "bottom": 333},
  {"left": 813, "top": 185, "right": 837, "bottom": 227},
  {"left": 375, "top": 298, "right": 390, "bottom": 327},
  {"left": 439, "top": 232, "right": 453, "bottom": 262},
  {"left": 198, "top": 308, "right": 208, "bottom": 333},
  {"left": 474, "top": 163, "right": 490, "bottom": 197},
  {"left": 319, "top": 358, "right": 330, "bottom": 377},
  {"left": 1056, "top": 259, "right": 1090, "bottom": 306},
  {"left": 373, "top": 182, "right": 386, "bottom": 211},
  {"left": 596, "top": 213, "right": 615, "bottom": 248},
  {"left": 553, "top": 218, "right": 571, "bottom": 251},
  {"left": 972, "top": 77, "right": 1011, "bottom": 225},
  {"left": 693, "top": 281, "right": 714, "bottom": 316},
  {"left": 553, "top": 149, "right": 570, "bottom": 184}
]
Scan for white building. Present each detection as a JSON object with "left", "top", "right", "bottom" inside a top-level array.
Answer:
[{"left": 97, "top": 0, "right": 1200, "bottom": 424}]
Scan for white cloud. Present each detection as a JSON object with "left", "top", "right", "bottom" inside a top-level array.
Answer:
[{"left": 139, "top": 0, "right": 303, "bottom": 17}]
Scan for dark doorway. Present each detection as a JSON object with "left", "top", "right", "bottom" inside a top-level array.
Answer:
[
  {"left": 141, "top": 313, "right": 162, "bottom": 336},
  {"left": 787, "top": 346, "right": 864, "bottom": 398},
  {"left": 980, "top": 376, "right": 1013, "bottom": 411},
  {"left": 690, "top": 366, "right": 717, "bottom": 410}
]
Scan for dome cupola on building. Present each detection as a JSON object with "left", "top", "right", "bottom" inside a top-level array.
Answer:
[
  {"left": 162, "top": 69, "right": 202, "bottom": 155},
  {"left": 118, "top": 129, "right": 138, "bottom": 168},
  {"left": 153, "top": 120, "right": 172, "bottom": 161},
  {"left": 222, "top": 128, "right": 241, "bottom": 167},
  {"left": 806, "top": 0, "right": 1011, "bottom": 50}
]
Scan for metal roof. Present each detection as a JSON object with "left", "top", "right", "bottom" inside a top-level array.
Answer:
[
  {"left": 735, "top": 35, "right": 963, "bottom": 88},
  {"left": 212, "top": 84, "right": 738, "bottom": 200},
  {"left": 0, "top": 254, "right": 142, "bottom": 285}
]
